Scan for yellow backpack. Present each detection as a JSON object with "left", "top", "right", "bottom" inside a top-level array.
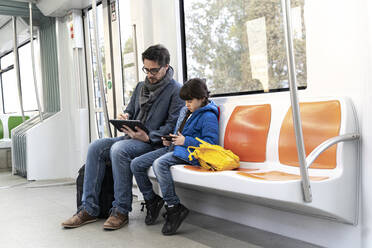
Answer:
[{"left": 187, "top": 137, "right": 240, "bottom": 171}]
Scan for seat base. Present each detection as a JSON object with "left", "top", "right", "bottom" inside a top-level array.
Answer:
[{"left": 0, "top": 139, "right": 11, "bottom": 149}]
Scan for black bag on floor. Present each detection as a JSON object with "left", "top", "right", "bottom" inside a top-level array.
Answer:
[{"left": 76, "top": 162, "right": 114, "bottom": 218}]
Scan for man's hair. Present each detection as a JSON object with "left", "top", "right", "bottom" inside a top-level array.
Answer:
[
  {"left": 142, "top": 44, "right": 170, "bottom": 67},
  {"left": 180, "top": 78, "right": 210, "bottom": 104}
]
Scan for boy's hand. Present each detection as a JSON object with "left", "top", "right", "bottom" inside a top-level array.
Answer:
[
  {"left": 171, "top": 132, "right": 185, "bottom": 146},
  {"left": 161, "top": 137, "right": 171, "bottom": 147}
]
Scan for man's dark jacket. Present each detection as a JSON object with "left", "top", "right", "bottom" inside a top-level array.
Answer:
[{"left": 124, "top": 78, "right": 184, "bottom": 147}]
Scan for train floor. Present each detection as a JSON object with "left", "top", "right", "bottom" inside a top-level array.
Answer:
[{"left": 0, "top": 170, "right": 321, "bottom": 248}]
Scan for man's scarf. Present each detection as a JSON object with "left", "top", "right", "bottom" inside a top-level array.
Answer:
[{"left": 137, "top": 66, "right": 174, "bottom": 123}]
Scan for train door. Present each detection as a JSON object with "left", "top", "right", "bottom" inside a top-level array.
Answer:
[{"left": 83, "top": 0, "right": 139, "bottom": 141}]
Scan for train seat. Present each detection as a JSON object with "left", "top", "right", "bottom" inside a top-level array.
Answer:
[
  {"left": 147, "top": 98, "right": 359, "bottom": 224},
  {"left": 223, "top": 104, "right": 271, "bottom": 162},
  {"left": 0, "top": 118, "right": 3, "bottom": 139},
  {"left": 0, "top": 117, "right": 11, "bottom": 149},
  {"left": 238, "top": 100, "right": 341, "bottom": 180},
  {"left": 0, "top": 115, "right": 30, "bottom": 149},
  {"left": 8, "top": 116, "right": 30, "bottom": 138}
]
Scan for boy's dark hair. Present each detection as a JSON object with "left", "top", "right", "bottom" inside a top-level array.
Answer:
[
  {"left": 180, "top": 78, "right": 210, "bottom": 105},
  {"left": 142, "top": 44, "right": 170, "bottom": 67}
]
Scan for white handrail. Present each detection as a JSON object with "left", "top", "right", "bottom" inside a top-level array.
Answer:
[
  {"left": 281, "top": 0, "right": 312, "bottom": 202},
  {"left": 29, "top": 2, "right": 43, "bottom": 122},
  {"left": 306, "top": 134, "right": 360, "bottom": 168},
  {"left": 12, "top": 16, "right": 25, "bottom": 123},
  {"left": 132, "top": 24, "right": 139, "bottom": 84}
]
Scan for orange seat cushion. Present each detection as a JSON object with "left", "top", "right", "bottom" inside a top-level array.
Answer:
[
  {"left": 279, "top": 100, "right": 341, "bottom": 169},
  {"left": 224, "top": 105, "right": 271, "bottom": 162},
  {"left": 237, "top": 171, "right": 329, "bottom": 181}
]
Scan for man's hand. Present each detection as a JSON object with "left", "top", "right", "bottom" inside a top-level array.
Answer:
[
  {"left": 171, "top": 132, "right": 185, "bottom": 146},
  {"left": 118, "top": 113, "right": 129, "bottom": 120},
  {"left": 121, "top": 125, "right": 150, "bottom": 143}
]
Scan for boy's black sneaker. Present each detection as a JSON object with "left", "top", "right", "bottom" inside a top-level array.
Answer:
[
  {"left": 162, "top": 203, "right": 189, "bottom": 235},
  {"left": 143, "top": 194, "right": 164, "bottom": 225}
]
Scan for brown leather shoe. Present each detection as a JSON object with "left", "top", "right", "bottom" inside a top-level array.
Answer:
[
  {"left": 103, "top": 210, "right": 128, "bottom": 230},
  {"left": 61, "top": 210, "right": 97, "bottom": 228}
]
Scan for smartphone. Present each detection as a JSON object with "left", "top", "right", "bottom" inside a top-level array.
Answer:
[{"left": 162, "top": 135, "right": 173, "bottom": 141}]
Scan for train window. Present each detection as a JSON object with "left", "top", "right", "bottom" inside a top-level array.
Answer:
[
  {"left": 0, "top": 42, "right": 40, "bottom": 113},
  {"left": 18, "top": 43, "right": 38, "bottom": 111},
  {"left": 118, "top": 0, "right": 136, "bottom": 105},
  {"left": 88, "top": 5, "right": 106, "bottom": 110},
  {"left": 87, "top": 4, "right": 106, "bottom": 138},
  {"left": 1, "top": 52, "right": 13, "bottom": 69},
  {"left": 1, "top": 69, "right": 18, "bottom": 113},
  {"left": 182, "top": 0, "right": 306, "bottom": 96}
]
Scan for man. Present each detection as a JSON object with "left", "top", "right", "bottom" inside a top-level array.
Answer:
[{"left": 62, "top": 44, "right": 184, "bottom": 230}]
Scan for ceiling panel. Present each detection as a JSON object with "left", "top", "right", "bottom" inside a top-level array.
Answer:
[{"left": 36, "top": 0, "right": 91, "bottom": 17}]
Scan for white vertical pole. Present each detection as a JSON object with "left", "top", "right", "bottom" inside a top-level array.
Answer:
[
  {"left": 29, "top": 2, "right": 43, "bottom": 121},
  {"left": 132, "top": 24, "right": 139, "bottom": 83},
  {"left": 281, "top": 0, "right": 312, "bottom": 202},
  {"left": 12, "top": 16, "right": 25, "bottom": 122}
]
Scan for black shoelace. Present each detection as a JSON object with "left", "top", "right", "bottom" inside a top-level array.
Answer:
[{"left": 140, "top": 201, "right": 154, "bottom": 212}]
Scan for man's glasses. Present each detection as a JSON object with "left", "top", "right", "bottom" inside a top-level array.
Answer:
[{"left": 142, "top": 66, "right": 163, "bottom": 75}]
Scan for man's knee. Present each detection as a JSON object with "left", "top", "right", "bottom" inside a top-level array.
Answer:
[
  {"left": 87, "top": 138, "right": 106, "bottom": 156},
  {"left": 110, "top": 141, "right": 130, "bottom": 160}
]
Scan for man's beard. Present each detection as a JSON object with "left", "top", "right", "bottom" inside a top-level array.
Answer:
[{"left": 148, "top": 77, "right": 158, "bottom": 83}]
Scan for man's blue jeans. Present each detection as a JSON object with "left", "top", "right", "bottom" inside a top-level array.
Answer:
[
  {"left": 81, "top": 136, "right": 153, "bottom": 216},
  {"left": 131, "top": 147, "right": 187, "bottom": 206}
]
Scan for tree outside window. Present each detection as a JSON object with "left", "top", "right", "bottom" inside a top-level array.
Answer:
[{"left": 184, "top": 0, "right": 306, "bottom": 95}]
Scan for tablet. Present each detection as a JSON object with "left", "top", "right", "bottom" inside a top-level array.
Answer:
[{"left": 109, "top": 119, "right": 149, "bottom": 134}]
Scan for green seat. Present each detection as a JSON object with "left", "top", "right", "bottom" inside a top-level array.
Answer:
[
  {"left": 8, "top": 116, "right": 30, "bottom": 138},
  {"left": 0, "top": 119, "right": 3, "bottom": 139}
]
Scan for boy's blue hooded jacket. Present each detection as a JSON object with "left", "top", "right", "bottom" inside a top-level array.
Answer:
[{"left": 172, "top": 101, "right": 219, "bottom": 165}]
